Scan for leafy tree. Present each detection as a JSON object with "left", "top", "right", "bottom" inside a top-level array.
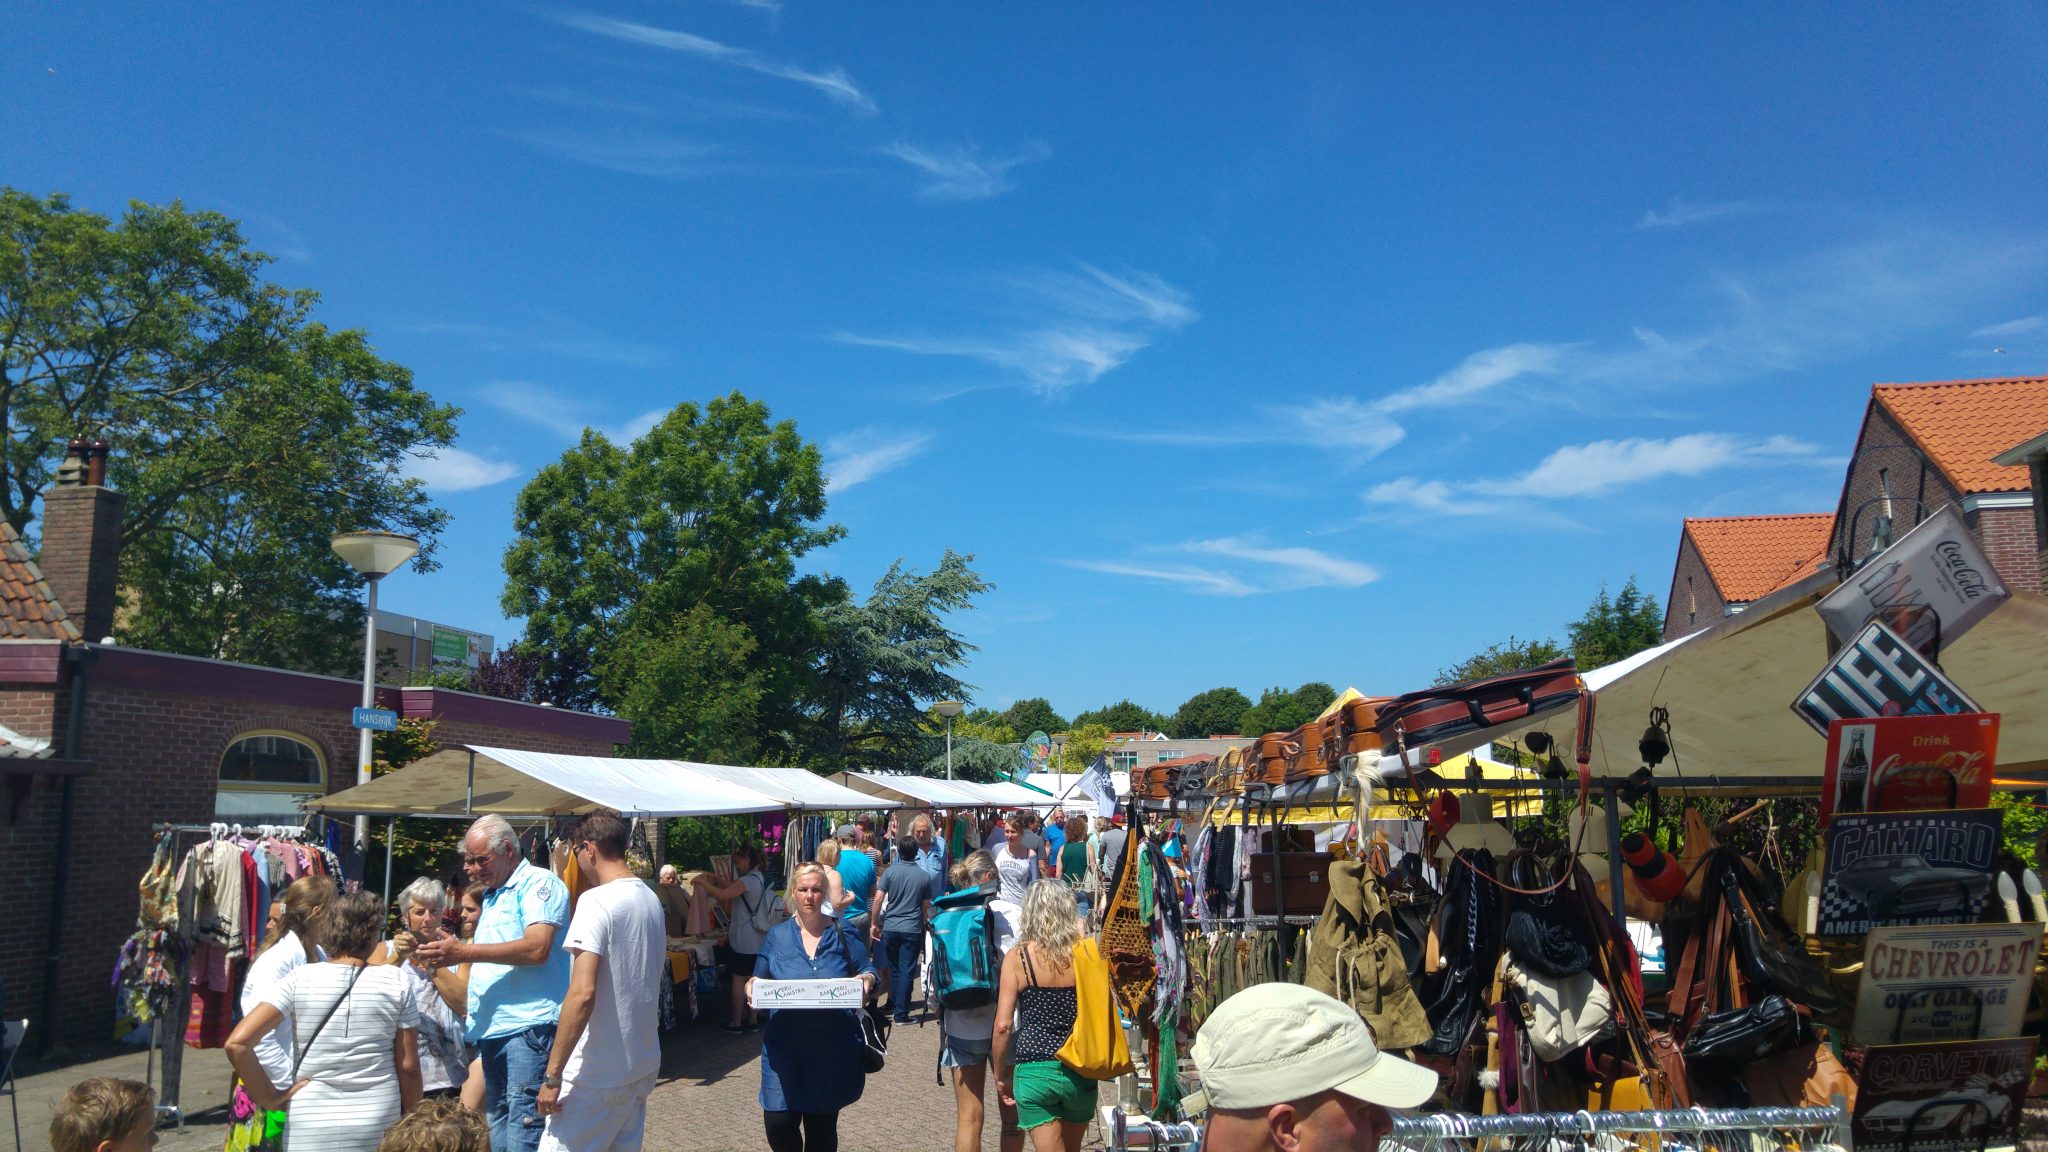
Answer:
[
  {"left": 366, "top": 718, "right": 461, "bottom": 903},
  {"left": 1, "top": 189, "right": 456, "bottom": 674},
  {"left": 810, "top": 550, "right": 990, "bottom": 773},
  {"left": 1071, "top": 699, "right": 1169, "bottom": 734},
  {"left": 1568, "top": 576, "right": 1664, "bottom": 670},
  {"left": 954, "top": 711, "right": 1017, "bottom": 746},
  {"left": 1058, "top": 723, "right": 1112, "bottom": 772},
  {"left": 1237, "top": 682, "right": 1337, "bottom": 737},
  {"left": 923, "top": 737, "right": 1019, "bottom": 781},
  {"left": 602, "top": 604, "right": 767, "bottom": 762},
  {"left": 467, "top": 643, "right": 547, "bottom": 704},
  {"left": 502, "top": 394, "right": 841, "bottom": 751},
  {"left": 1436, "top": 636, "right": 1570, "bottom": 685},
  {"left": 1001, "top": 698, "right": 1067, "bottom": 738},
  {"left": 1169, "top": 687, "right": 1252, "bottom": 738}
]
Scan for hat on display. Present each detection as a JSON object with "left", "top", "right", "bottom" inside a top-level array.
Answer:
[{"left": 1189, "top": 983, "right": 1437, "bottom": 1112}]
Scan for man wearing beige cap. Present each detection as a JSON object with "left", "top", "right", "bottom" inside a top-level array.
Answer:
[{"left": 1191, "top": 983, "right": 1437, "bottom": 1152}]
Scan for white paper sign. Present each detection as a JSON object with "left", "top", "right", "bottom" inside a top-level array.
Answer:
[
  {"left": 1818, "top": 505, "right": 2009, "bottom": 651},
  {"left": 749, "top": 977, "right": 864, "bottom": 1009}
]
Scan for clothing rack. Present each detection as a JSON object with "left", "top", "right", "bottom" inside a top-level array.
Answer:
[
  {"left": 141, "top": 822, "right": 219, "bottom": 1130},
  {"left": 1387, "top": 1104, "right": 1851, "bottom": 1147},
  {"left": 1100, "top": 1106, "right": 1202, "bottom": 1151}
]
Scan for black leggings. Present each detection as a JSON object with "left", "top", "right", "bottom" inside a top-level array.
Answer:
[{"left": 765, "top": 1109, "right": 839, "bottom": 1152}]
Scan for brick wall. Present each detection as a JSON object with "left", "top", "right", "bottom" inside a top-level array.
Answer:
[
  {"left": 1831, "top": 403, "right": 1966, "bottom": 566},
  {"left": 1967, "top": 505, "right": 2044, "bottom": 596},
  {"left": 1662, "top": 531, "right": 1726, "bottom": 640},
  {"left": 38, "top": 486, "right": 123, "bottom": 644}
]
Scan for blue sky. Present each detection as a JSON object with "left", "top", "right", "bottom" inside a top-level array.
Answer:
[{"left": 7, "top": 5, "right": 2047, "bottom": 719}]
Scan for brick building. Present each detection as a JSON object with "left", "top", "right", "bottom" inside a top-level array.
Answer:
[
  {"left": 1661, "top": 514, "right": 1834, "bottom": 640},
  {"left": 0, "top": 451, "right": 626, "bottom": 1052},
  {"left": 1993, "top": 428, "right": 2048, "bottom": 592},
  {"left": 1829, "top": 377, "right": 2045, "bottom": 596}
]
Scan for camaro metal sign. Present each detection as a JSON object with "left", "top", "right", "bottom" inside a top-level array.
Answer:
[{"left": 1818, "top": 808, "right": 2000, "bottom": 936}]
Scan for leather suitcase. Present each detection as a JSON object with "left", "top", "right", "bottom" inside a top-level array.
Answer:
[
  {"left": 1282, "top": 721, "right": 1328, "bottom": 782},
  {"left": 1250, "top": 734, "right": 1288, "bottom": 787},
  {"left": 1213, "top": 748, "right": 1244, "bottom": 797},
  {"left": 1340, "top": 697, "right": 1388, "bottom": 756},
  {"left": 1248, "top": 851, "right": 1336, "bottom": 916},
  {"left": 1374, "top": 658, "right": 1579, "bottom": 752}
]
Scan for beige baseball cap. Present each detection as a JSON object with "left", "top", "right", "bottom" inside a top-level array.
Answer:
[{"left": 1189, "top": 984, "right": 1437, "bottom": 1112}]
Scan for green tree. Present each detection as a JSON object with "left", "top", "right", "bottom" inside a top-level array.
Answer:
[
  {"left": 1436, "top": 636, "right": 1570, "bottom": 685},
  {"left": 1169, "top": 687, "right": 1252, "bottom": 738},
  {"left": 1, "top": 189, "right": 456, "bottom": 673},
  {"left": 1058, "top": 722, "right": 1112, "bottom": 772},
  {"left": 1568, "top": 576, "right": 1664, "bottom": 670},
  {"left": 810, "top": 550, "right": 990, "bottom": 773},
  {"left": 1237, "top": 682, "right": 1337, "bottom": 737},
  {"left": 1071, "top": 699, "right": 1169, "bottom": 734},
  {"left": 601, "top": 604, "right": 768, "bottom": 762},
  {"left": 502, "top": 394, "right": 842, "bottom": 752},
  {"left": 1001, "top": 698, "right": 1067, "bottom": 738}
]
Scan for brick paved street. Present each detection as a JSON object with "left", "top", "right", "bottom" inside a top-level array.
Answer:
[{"left": 10, "top": 1007, "right": 1111, "bottom": 1152}]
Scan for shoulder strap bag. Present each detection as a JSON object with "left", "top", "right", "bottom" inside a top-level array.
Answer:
[
  {"left": 833, "top": 922, "right": 886, "bottom": 1074},
  {"left": 1057, "top": 938, "right": 1135, "bottom": 1081},
  {"left": 290, "top": 963, "right": 366, "bottom": 1084}
]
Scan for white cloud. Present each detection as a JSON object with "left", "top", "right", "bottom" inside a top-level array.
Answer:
[
  {"left": 1971, "top": 315, "right": 2044, "bottom": 339},
  {"left": 1364, "top": 477, "right": 1498, "bottom": 516},
  {"left": 512, "top": 129, "right": 727, "bottom": 179},
  {"left": 1066, "top": 536, "right": 1377, "bottom": 597},
  {"left": 835, "top": 264, "right": 1194, "bottom": 396},
  {"left": 549, "top": 11, "right": 874, "bottom": 112},
  {"left": 481, "top": 381, "right": 666, "bottom": 444},
  {"left": 824, "top": 428, "right": 932, "bottom": 493},
  {"left": 405, "top": 320, "right": 664, "bottom": 367},
  {"left": 884, "top": 141, "right": 1051, "bottom": 201},
  {"left": 1638, "top": 199, "right": 1754, "bottom": 229},
  {"left": 404, "top": 447, "right": 520, "bottom": 492},
  {"left": 1375, "top": 344, "right": 1571, "bottom": 413},
  {"left": 1369, "top": 432, "right": 1826, "bottom": 512}
]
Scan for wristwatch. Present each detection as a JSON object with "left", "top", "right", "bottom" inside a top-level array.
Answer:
[{"left": 541, "top": 1074, "right": 562, "bottom": 1089}]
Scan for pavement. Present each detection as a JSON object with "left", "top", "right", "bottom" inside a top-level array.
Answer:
[{"left": 7, "top": 1003, "right": 1112, "bottom": 1152}]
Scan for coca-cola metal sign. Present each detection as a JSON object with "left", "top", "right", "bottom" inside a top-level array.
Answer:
[
  {"left": 1818, "top": 505, "right": 2009, "bottom": 652},
  {"left": 1820, "top": 713, "right": 1999, "bottom": 828}
]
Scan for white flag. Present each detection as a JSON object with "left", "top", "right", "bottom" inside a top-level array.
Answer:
[{"left": 1079, "top": 755, "right": 1118, "bottom": 818}]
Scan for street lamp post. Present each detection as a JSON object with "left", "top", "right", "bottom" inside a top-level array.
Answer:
[
  {"left": 934, "top": 700, "right": 965, "bottom": 780},
  {"left": 331, "top": 531, "right": 420, "bottom": 849}
]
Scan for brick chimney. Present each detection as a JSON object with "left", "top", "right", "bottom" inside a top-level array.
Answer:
[{"left": 41, "top": 437, "right": 123, "bottom": 643}]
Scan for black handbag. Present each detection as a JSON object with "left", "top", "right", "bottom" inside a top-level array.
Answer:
[
  {"left": 1417, "top": 848, "right": 1501, "bottom": 1057},
  {"left": 1717, "top": 862, "right": 1842, "bottom": 1016},
  {"left": 856, "top": 1006, "right": 888, "bottom": 1074},
  {"left": 1683, "top": 994, "right": 1810, "bottom": 1067}
]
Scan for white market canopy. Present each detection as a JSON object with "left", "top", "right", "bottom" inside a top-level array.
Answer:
[
  {"left": 308, "top": 744, "right": 897, "bottom": 818},
  {"left": 830, "top": 771, "right": 1047, "bottom": 809},
  {"left": 1463, "top": 580, "right": 2048, "bottom": 784}
]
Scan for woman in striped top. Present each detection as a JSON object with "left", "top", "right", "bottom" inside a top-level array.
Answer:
[{"left": 227, "top": 890, "right": 422, "bottom": 1152}]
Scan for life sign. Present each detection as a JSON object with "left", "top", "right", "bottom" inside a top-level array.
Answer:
[
  {"left": 1792, "top": 619, "right": 1980, "bottom": 737},
  {"left": 352, "top": 706, "right": 399, "bottom": 732}
]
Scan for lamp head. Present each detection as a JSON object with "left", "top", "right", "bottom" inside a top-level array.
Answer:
[
  {"left": 933, "top": 700, "right": 965, "bottom": 719},
  {"left": 330, "top": 531, "right": 421, "bottom": 578}
]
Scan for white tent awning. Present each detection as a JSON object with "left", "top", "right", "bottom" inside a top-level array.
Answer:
[
  {"left": 472, "top": 746, "right": 786, "bottom": 816},
  {"left": 679, "top": 762, "right": 899, "bottom": 810},
  {"left": 831, "top": 772, "right": 1024, "bottom": 808}
]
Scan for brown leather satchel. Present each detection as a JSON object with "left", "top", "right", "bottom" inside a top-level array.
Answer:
[{"left": 1741, "top": 1031, "right": 1857, "bottom": 1109}]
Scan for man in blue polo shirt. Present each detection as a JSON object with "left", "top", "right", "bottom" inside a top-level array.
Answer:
[{"left": 418, "top": 814, "right": 570, "bottom": 1152}]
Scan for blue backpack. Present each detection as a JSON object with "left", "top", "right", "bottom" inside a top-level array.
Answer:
[{"left": 928, "top": 884, "right": 1001, "bottom": 1010}]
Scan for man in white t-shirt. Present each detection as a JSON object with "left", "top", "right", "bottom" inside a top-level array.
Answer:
[{"left": 537, "top": 810, "right": 667, "bottom": 1152}]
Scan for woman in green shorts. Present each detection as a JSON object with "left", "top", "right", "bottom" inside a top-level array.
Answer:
[{"left": 992, "top": 881, "right": 1095, "bottom": 1152}]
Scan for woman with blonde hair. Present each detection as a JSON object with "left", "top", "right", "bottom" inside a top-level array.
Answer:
[
  {"left": 225, "top": 875, "right": 335, "bottom": 1152},
  {"left": 814, "top": 838, "right": 847, "bottom": 918},
  {"left": 750, "top": 861, "right": 877, "bottom": 1152},
  {"left": 993, "top": 881, "right": 1095, "bottom": 1152}
]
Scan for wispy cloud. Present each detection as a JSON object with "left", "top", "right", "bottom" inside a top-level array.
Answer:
[
  {"left": 404, "top": 447, "right": 520, "bottom": 492},
  {"left": 824, "top": 428, "right": 932, "bottom": 493},
  {"left": 836, "top": 264, "right": 1195, "bottom": 395},
  {"left": 1638, "top": 198, "right": 1754, "bottom": 229},
  {"left": 548, "top": 11, "right": 875, "bottom": 113},
  {"left": 1971, "top": 315, "right": 2044, "bottom": 339},
  {"left": 721, "top": 0, "right": 782, "bottom": 14},
  {"left": 884, "top": 140, "right": 1051, "bottom": 201},
  {"left": 512, "top": 129, "right": 727, "bottom": 178},
  {"left": 510, "top": 84, "right": 803, "bottom": 123},
  {"left": 1367, "top": 432, "right": 1826, "bottom": 516},
  {"left": 481, "top": 381, "right": 667, "bottom": 444},
  {"left": 404, "top": 320, "right": 664, "bottom": 367},
  {"left": 1066, "top": 536, "right": 1377, "bottom": 597}
]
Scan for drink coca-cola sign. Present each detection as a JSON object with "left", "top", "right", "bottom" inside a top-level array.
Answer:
[
  {"left": 1818, "top": 505, "right": 2009, "bottom": 651},
  {"left": 1820, "top": 713, "right": 1999, "bottom": 828}
]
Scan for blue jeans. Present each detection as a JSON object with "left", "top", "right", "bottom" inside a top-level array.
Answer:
[
  {"left": 479, "top": 1023, "right": 555, "bottom": 1152},
  {"left": 882, "top": 931, "right": 922, "bottom": 1019}
]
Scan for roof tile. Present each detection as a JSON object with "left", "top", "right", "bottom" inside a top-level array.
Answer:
[
  {"left": 1874, "top": 377, "right": 2048, "bottom": 495},
  {"left": 0, "top": 520, "right": 81, "bottom": 642},
  {"left": 1684, "top": 513, "right": 1835, "bottom": 603}
]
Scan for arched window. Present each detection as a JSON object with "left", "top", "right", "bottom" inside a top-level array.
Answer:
[{"left": 219, "top": 731, "right": 327, "bottom": 789}]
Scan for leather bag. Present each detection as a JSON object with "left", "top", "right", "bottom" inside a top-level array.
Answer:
[
  {"left": 1415, "top": 848, "right": 1502, "bottom": 1057},
  {"left": 1684, "top": 994, "right": 1809, "bottom": 1068},
  {"left": 1740, "top": 1034, "right": 1857, "bottom": 1109},
  {"left": 1373, "top": 658, "right": 1579, "bottom": 753},
  {"left": 1717, "top": 860, "right": 1842, "bottom": 1017},
  {"left": 1502, "top": 957, "right": 1614, "bottom": 1061}
]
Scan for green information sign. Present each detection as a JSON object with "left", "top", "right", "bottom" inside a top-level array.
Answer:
[{"left": 430, "top": 627, "right": 470, "bottom": 663}]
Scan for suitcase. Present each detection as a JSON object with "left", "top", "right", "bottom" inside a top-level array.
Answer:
[
  {"left": 1248, "top": 851, "right": 1336, "bottom": 916},
  {"left": 1374, "top": 658, "right": 1579, "bottom": 753},
  {"left": 1282, "top": 721, "right": 1328, "bottom": 782},
  {"left": 1249, "top": 734, "right": 1288, "bottom": 787},
  {"left": 1213, "top": 748, "right": 1245, "bottom": 797}
]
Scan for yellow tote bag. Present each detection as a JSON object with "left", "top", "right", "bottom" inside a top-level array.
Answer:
[{"left": 1057, "top": 937, "right": 1136, "bottom": 1080}]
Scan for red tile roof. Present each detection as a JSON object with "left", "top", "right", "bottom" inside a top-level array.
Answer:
[
  {"left": 1684, "top": 513, "right": 1835, "bottom": 603},
  {"left": 0, "top": 520, "right": 80, "bottom": 641},
  {"left": 1875, "top": 377, "right": 2048, "bottom": 495}
]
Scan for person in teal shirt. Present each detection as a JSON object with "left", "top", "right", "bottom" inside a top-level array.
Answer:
[{"left": 831, "top": 825, "right": 878, "bottom": 936}]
